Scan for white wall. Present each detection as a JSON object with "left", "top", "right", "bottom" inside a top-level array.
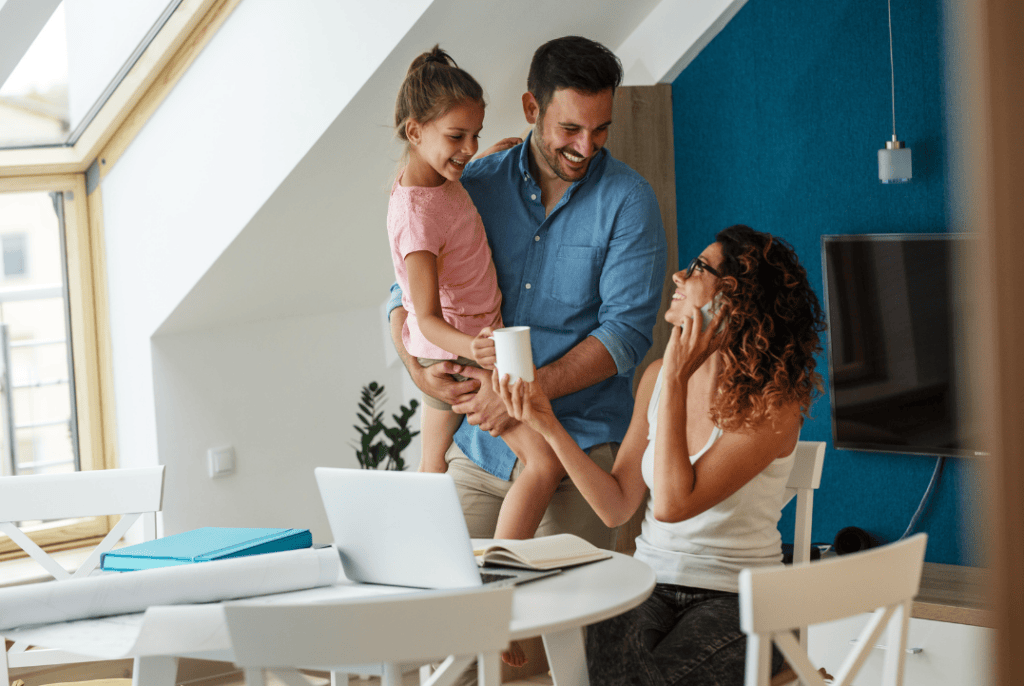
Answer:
[
  {"left": 151, "top": 307, "right": 408, "bottom": 539},
  {"left": 101, "top": 0, "right": 431, "bottom": 473},
  {"left": 97, "top": 0, "right": 735, "bottom": 537}
]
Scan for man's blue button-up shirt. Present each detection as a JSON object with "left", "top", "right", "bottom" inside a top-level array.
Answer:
[{"left": 389, "top": 133, "right": 666, "bottom": 479}]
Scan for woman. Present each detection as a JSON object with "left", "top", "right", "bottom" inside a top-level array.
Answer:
[{"left": 496, "top": 225, "right": 826, "bottom": 685}]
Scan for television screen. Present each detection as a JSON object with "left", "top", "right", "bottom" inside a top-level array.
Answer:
[{"left": 822, "top": 233, "right": 979, "bottom": 457}]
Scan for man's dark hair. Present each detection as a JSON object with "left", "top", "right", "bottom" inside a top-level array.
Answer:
[{"left": 527, "top": 36, "right": 623, "bottom": 114}]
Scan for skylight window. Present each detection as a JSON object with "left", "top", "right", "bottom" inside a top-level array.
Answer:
[
  {"left": 0, "top": 3, "right": 68, "bottom": 148},
  {"left": 0, "top": 0, "right": 181, "bottom": 151}
]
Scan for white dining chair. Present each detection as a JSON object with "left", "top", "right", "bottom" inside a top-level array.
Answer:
[
  {"left": 785, "top": 441, "right": 826, "bottom": 569},
  {"left": 0, "top": 466, "right": 165, "bottom": 685},
  {"left": 224, "top": 584, "right": 513, "bottom": 686},
  {"left": 783, "top": 440, "right": 826, "bottom": 654},
  {"left": 740, "top": 533, "right": 928, "bottom": 686}
]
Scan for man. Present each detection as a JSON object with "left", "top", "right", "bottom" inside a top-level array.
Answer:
[{"left": 388, "top": 35, "right": 666, "bottom": 549}]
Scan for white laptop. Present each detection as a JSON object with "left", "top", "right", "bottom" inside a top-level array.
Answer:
[{"left": 314, "top": 467, "right": 559, "bottom": 589}]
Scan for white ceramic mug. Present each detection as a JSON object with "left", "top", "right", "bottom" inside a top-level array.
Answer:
[{"left": 492, "top": 326, "right": 534, "bottom": 383}]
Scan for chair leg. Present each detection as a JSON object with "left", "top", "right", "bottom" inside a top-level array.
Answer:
[
  {"left": 244, "top": 668, "right": 267, "bottom": 686},
  {"left": 477, "top": 652, "right": 500, "bottom": 686},
  {"left": 1, "top": 641, "right": 10, "bottom": 686},
  {"left": 132, "top": 656, "right": 178, "bottom": 686},
  {"left": 745, "top": 633, "right": 771, "bottom": 686},
  {"left": 382, "top": 663, "right": 403, "bottom": 686}
]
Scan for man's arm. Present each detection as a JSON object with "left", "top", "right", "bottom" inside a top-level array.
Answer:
[
  {"left": 388, "top": 292, "right": 479, "bottom": 407},
  {"left": 456, "top": 179, "right": 664, "bottom": 436},
  {"left": 536, "top": 335, "right": 617, "bottom": 399},
  {"left": 588, "top": 179, "right": 667, "bottom": 375}
]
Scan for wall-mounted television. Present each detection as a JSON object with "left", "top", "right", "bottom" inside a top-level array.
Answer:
[{"left": 822, "top": 233, "right": 979, "bottom": 457}]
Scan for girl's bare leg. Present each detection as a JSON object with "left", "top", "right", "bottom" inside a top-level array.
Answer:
[
  {"left": 493, "top": 423, "right": 566, "bottom": 540},
  {"left": 493, "top": 424, "right": 565, "bottom": 666},
  {"left": 418, "top": 404, "right": 463, "bottom": 473}
]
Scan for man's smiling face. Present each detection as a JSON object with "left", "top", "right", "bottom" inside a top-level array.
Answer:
[{"left": 528, "top": 87, "right": 613, "bottom": 183}]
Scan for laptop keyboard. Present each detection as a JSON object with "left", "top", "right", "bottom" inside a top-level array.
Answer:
[{"left": 480, "top": 570, "right": 517, "bottom": 584}]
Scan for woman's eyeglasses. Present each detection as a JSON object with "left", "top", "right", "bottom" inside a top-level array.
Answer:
[{"left": 686, "top": 257, "right": 722, "bottom": 279}]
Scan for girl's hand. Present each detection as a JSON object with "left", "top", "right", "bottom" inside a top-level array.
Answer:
[
  {"left": 494, "top": 370, "right": 558, "bottom": 438},
  {"left": 470, "top": 328, "right": 496, "bottom": 370},
  {"left": 663, "top": 302, "right": 725, "bottom": 382}
]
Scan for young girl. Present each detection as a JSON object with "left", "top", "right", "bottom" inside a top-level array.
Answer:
[{"left": 387, "top": 47, "right": 565, "bottom": 548}]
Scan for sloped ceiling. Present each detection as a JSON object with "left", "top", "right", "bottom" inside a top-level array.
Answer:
[{"left": 155, "top": 0, "right": 737, "bottom": 335}]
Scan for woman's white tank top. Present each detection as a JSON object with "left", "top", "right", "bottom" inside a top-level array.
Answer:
[{"left": 633, "top": 366, "right": 796, "bottom": 592}]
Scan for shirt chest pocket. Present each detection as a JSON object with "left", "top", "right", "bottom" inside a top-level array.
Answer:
[{"left": 544, "top": 245, "right": 604, "bottom": 307}]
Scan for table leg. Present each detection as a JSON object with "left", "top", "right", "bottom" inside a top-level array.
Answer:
[
  {"left": 132, "top": 656, "right": 178, "bottom": 686},
  {"left": 542, "top": 628, "right": 589, "bottom": 686}
]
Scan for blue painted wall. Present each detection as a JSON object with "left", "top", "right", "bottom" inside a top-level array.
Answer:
[{"left": 671, "top": 0, "right": 976, "bottom": 564}]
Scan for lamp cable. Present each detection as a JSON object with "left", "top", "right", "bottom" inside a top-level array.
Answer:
[{"left": 888, "top": 0, "right": 897, "bottom": 139}]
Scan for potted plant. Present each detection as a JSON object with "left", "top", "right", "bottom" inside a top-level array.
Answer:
[{"left": 352, "top": 381, "right": 419, "bottom": 470}]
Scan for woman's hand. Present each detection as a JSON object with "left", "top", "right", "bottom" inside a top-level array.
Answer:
[
  {"left": 663, "top": 302, "right": 726, "bottom": 382},
  {"left": 494, "top": 370, "right": 558, "bottom": 438},
  {"left": 470, "top": 327, "right": 496, "bottom": 370}
]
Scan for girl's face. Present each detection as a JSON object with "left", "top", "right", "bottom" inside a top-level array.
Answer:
[
  {"left": 406, "top": 99, "right": 485, "bottom": 186},
  {"left": 666, "top": 242, "right": 723, "bottom": 326}
]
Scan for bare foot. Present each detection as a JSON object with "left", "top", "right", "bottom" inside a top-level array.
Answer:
[{"left": 501, "top": 640, "right": 527, "bottom": 667}]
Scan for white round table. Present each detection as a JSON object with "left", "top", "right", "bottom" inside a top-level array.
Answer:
[{"left": 5, "top": 551, "right": 655, "bottom": 686}]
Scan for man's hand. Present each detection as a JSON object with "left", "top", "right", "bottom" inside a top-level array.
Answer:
[
  {"left": 391, "top": 304, "right": 480, "bottom": 407},
  {"left": 452, "top": 366, "right": 519, "bottom": 437},
  {"left": 476, "top": 137, "right": 523, "bottom": 159},
  {"left": 410, "top": 360, "right": 480, "bottom": 408}
]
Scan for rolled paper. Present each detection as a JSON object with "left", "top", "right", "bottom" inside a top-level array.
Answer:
[{"left": 0, "top": 545, "right": 341, "bottom": 632}]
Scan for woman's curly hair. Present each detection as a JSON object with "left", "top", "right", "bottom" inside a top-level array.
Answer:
[{"left": 709, "top": 225, "right": 826, "bottom": 431}]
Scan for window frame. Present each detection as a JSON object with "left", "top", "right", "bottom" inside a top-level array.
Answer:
[
  {"left": 0, "top": 0, "right": 237, "bottom": 560},
  {"left": 0, "top": 173, "right": 110, "bottom": 558}
]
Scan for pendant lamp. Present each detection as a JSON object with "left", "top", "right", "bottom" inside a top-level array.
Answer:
[{"left": 878, "top": 0, "right": 911, "bottom": 183}]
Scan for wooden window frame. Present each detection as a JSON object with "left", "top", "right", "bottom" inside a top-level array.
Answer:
[{"left": 0, "top": 0, "right": 238, "bottom": 560}]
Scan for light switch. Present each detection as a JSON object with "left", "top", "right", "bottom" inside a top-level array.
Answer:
[{"left": 208, "top": 446, "right": 235, "bottom": 478}]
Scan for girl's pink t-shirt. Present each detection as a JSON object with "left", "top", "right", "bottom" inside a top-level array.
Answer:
[{"left": 387, "top": 172, "right": 503, "bottom": 360}]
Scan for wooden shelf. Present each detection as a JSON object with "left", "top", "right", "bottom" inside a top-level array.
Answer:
[{"left": 912, "top": 562, "right": 991, "bottom": 627}]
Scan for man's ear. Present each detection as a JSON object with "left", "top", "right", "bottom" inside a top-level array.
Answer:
[
  {"left": 522, "top": 92, "right": 540, "bottom": 125},
  {"left": 405, "top": 119, "right": 421, "bottom": 145}
]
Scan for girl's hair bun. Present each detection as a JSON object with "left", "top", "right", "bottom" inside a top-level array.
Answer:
[{"left": 408, "top": 45, "right": 458, "bottom": 74}]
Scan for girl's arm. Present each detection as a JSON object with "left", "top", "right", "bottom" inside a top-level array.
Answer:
[
  {"left": 405, "top": 251, "right": 479, "bottom": 361},
  {"left": 497, "top": 362, "right": 658, "bottom": 528},
  {"left": 650, "top": 312, "right": 801, "bottom": 523}
]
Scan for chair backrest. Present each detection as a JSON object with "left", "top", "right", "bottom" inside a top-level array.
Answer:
[
  {"left": 739, "top": 533, "right": 928, "bottom": 686},
  {"left": 225, "top": 585, "right": 513, "bottom": 686},
  {"left": 784, "top": 441, "right": 825, "bottom": 567},
  {"left": 225, "top": 585, "right": 512, "bottom": 668},
  {"left": 0, "top": 466, "right": 165, "bottom": 684},
  {"left": 0, "top": 466, "right": 165, "bottom": 580}
]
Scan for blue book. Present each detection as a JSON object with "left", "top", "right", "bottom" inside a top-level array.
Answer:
[{"left": 100, "top": 527, "right": 312, "bottom": 572}]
